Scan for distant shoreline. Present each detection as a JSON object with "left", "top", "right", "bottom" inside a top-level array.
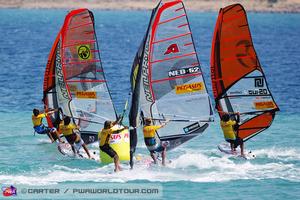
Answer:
[{"left": 0, "top": 0, "right": 300, "bottom": 13}]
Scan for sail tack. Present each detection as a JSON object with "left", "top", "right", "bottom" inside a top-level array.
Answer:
[
  {"left": 129, "top": 0, "right": 213, "bottom": 156},
  {"left": 211, "top": 4, "right": 279, "bottom": 141}
]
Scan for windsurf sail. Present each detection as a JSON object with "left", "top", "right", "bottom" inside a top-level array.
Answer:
[
  {"left": 211, "top": 4, "right": 279, "bottom": 141},
  {"left": 129, "top": 0, "right": 213, "bottom": 167},
  {"left": 43, "top": 8, "right": 117, "bottom": 144}
]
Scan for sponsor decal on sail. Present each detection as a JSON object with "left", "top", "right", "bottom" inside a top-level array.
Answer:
[
  {"left": 164, "top": 43, "right": 179, "bottom": 55},
  {"left": 56, "top": 41, "right": 69, "bottom": 99},
  {"left": 183, "top": 122, "right": 201, "bottom": 134},
  {"left": 175, "top": 82, "right": 204, "bottom": 94},
  {"left": 75, "top": 91, "right": 97, "bottom": 99},
  {"left": 254, "top": 101, "right": 276, "bottom": 110},
  {"left": 168, "top": 66, "right": 199, "bottom": 77},
  {"left": 77, "top": 44, "right": 92, "bottom": 60},
  {"left": 142, "top": 37, "right": 154, "bottom": 102}
]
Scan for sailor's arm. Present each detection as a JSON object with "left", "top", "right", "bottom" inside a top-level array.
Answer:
[
  {"left": 161, "top": 119, "right": 170, "bottom": 127},
  {"left": 234, "top": 112, "right": 240, "bottom": 124},
  {"left": 112, "top": 126, "right": 129, "bottom": 134},
  {"left": 44, "top": 109, "right": 58, "bottom": 116},
  {"left": 155, "top": 119, "right": 169, "bottom": 130}
]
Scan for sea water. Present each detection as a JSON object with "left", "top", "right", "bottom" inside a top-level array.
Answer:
[{"left": 0, "top": 9, "right": 299, "bottom": 200}]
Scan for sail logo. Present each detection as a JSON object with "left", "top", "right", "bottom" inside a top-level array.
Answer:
[
  {"left": 254, "top": 101, "right": 276, "bottom": 110},
  {"left": 169, "top": 66, "right": 200, "bottom": 77},
  {"left": 56, "top": 41, "right": 69, "bottom": 100},
  {"left": 254, "top": 78, "right": 264, "bottom": 87},
  {"left": 75, "top": 91, "right": 97, "bottom": 99},
  {"left": 175, "top": 82, "right": 204, "bottom": 94},
  {"left": 88, "top": 136, "right": 95, "bottom": 143},
  {"left": 164, "top": 44, "right": 179, "bottom": 55},
  {"left": 248, "top": 89, "right": 268, "bottom": 95},
  {"left": 183, "top": 122, "right": 201, "bottom": 134},
  {"left": 142, "top": 39, "right": 154, "bottom": 102},
  {"left": 77, "top": 44, "right": 92, "bottom": 60},
  {"left": 2, "top": 185, "right": 17, "bottom": 197}
]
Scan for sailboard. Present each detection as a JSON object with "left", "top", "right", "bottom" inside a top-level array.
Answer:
[
  {"left": 129, "top": 0, "right": 214, "bottom": 167},
  {"left": 43, "top": 8, "right": 129, "bottom": 162},
  {"left": 57, "top": 142, "right": 100, "bottom": 161},
  {"left": 210, "top": 4, "right": 280, "bottom": 145},
  {"left": 217, "top": 142, "right": 255, "bottom": 160}
]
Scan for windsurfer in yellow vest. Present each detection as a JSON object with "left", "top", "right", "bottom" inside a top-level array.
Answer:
[
  {"left": 59, "top": 116, "right": 91, "bottom": 159},
  {"left": 98, "top": 120, "right": 128, "bottom": 172},
  {"left": 220, "top": 112, "right": 244, "bottom": 156},
  {"left": 32, "top": 108, "right": 62, "bottom": 143},
  {"left": 143, "top": 118, "right": 169, "bottom": 166}
]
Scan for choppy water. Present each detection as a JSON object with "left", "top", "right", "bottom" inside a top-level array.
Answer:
[{"left": 0, "top": 9, "right": 299, "bottom": 200}]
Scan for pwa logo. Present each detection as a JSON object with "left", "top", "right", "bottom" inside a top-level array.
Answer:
[
  {"left": 164, "top": 44, "right": 179, "bottom": 55},
  {"left": 2, "top": 185, "right": 17, "bottom": 197}
]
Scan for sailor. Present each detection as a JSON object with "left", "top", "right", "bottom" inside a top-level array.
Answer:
[
  {"left": 59, "top": 116, "right": 91, "bottom": 159},
  {"left": 98, "top": 120, "right": 127, "bottom": 172},
  {"left": 32, "top": 108, "right": 62, "bottom": 143},
  {"left": 143, "top": 118, "right": 169, "bottom": 166},
  {"left": 220, "top": 112, "right": 245, "bottom": 156}
]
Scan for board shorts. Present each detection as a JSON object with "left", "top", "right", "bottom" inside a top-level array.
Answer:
[
  {"left": 226, "top": 137, "right": 243, "bottom": 148},
  {"left": 34, "top": 124, "right": 56, "bottom": 135},
  {"left": 65, "top": 133, "right": 78, "bottom": 145},
  {"left": 100, "top": 144, "right": 117, "bottom": 158},
  {"left": 144, "top": 138, "right": 167, "bottom": 153}
]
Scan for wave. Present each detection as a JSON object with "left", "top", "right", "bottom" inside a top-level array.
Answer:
[
  {"left": 254, "top": 147, "right": 300, "bottom": 161},
  {"left": 1, "top": 147, "right": 299, "bottom": 185}
]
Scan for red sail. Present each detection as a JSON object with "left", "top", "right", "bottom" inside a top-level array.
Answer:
[{"left": 211, "top": 4, "right": 279, "bottom": 141}]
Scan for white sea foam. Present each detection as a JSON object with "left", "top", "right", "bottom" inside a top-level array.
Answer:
[
  {"left": 1, "top": 147, "right": 299, "bottom": 185},
  {"left": 37, "top": 138, "right": 52, "bottom": 144},
  {"left": 254, "top": 147, "right": 300, "bottom": 161}
]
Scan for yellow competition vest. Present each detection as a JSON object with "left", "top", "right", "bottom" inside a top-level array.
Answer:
[
  {"left": 143, "top": 125, "right": 162, "bottom": 138},
  {"left": 221, "top": 120, "right": 237, "bottom": 140},
  {"left": 32, "top": 113, "right": 47, "bottom": 127},
  {"left": 59, "top": 123, "right": 77, "bottom": 136},
  {"left": 98, "top": 128, "right": 113, "bottom": 147}
]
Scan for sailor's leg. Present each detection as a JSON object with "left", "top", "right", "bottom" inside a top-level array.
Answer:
[
  {"left": 46, "top": 130, "right": 55, "bottom": 143},
  {"left": 73, "top": 135, "right": 84, "bottom": 153},
  {"left": 51, "top": 128, "right": 63, "bottom": 143},
  {"left": 150, "top": 152, "right": 157, "bottom": 164},
  {"left": 82, "top": 143, "right": 91, "bottom": 158},
  {"left": 161, "top": 147, "right": 166, "bottom": 166},
  {"left": 71, "top": 145, "right": 76, "bottom": 155},
  {"left": 230, "top": 142, "right": 235, "bottom": 152},
  {"left": 240, "top": 141, "right": 245, "bottom": 156},
  {"left": 113, "top": 154, "right": 121, "bottom": 172}
]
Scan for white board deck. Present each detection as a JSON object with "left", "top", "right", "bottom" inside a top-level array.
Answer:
[
  {"left": 57, "top": 142, "right": 99, "bottom": 161},
  {"left": 218, "top": 142, "right": 256, "bottom": 160}
]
